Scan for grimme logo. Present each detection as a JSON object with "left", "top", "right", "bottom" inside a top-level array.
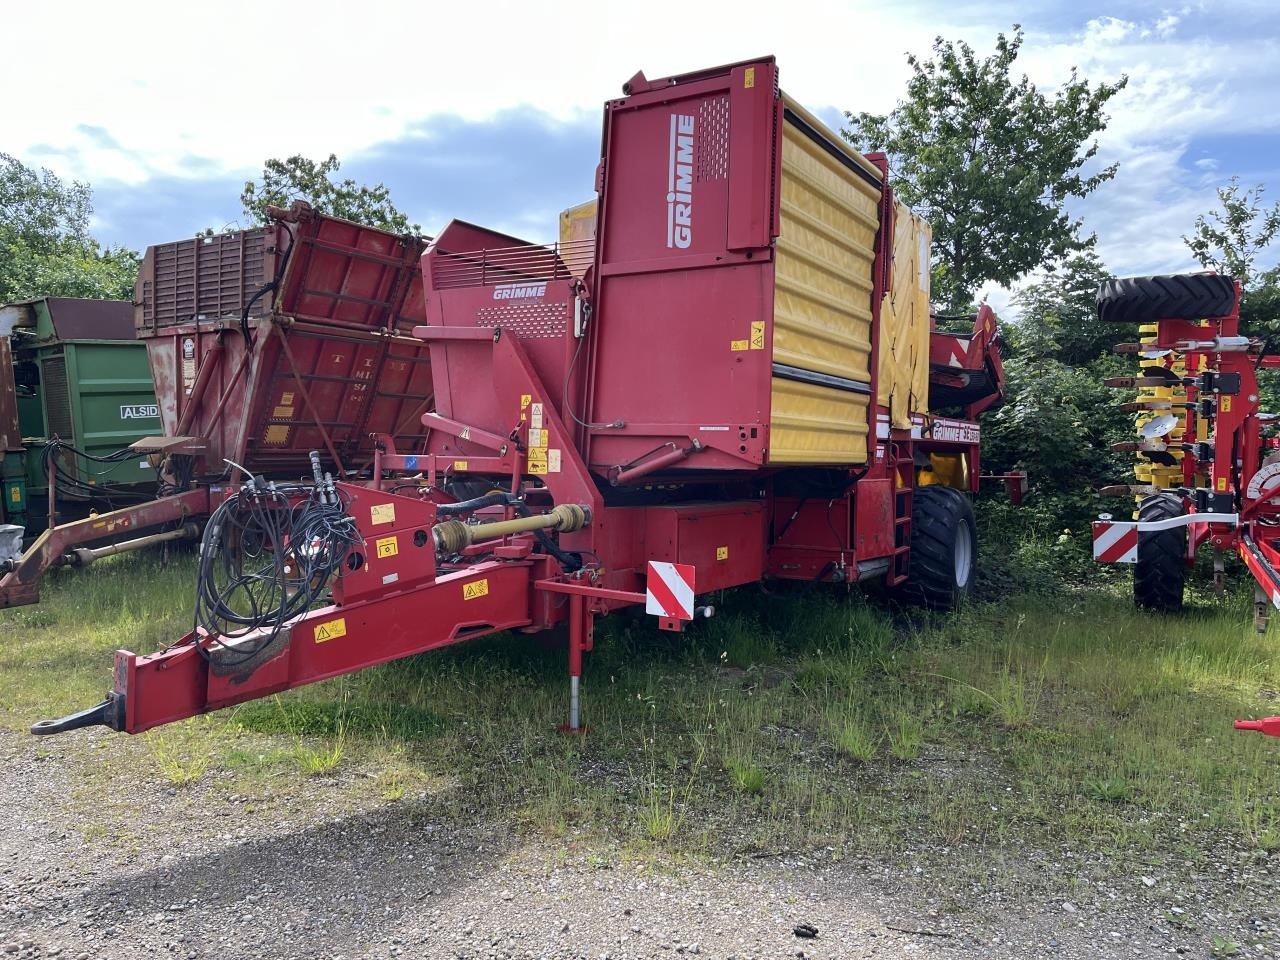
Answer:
[
  {"left": 665, "top": 114, "right": 695, "bottom": 249},
  {"left": 120, "top": 404, "right": 159, "bottom": 420},
  {"left": 493, "top": 282, "right": 547, "bottom": 301}
]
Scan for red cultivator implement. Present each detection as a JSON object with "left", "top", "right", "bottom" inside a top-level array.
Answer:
[{"left": 1090, "top": 273, "right": 1280, "bottom": 736}]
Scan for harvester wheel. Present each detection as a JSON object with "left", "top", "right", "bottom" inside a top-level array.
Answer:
[
  {"left": 1097, "top": 273, "right": 1237, "bottom": 324},
  {"left": 898, "top": 486, "right": 976, "bottom": 611},
  {"left": 1133, "top": 493, "right": 1186, "bottom": 612}
]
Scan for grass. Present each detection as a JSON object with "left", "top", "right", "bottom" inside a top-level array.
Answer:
[{"left": 3, "top": 550, "right": 1280, "bottom": 866}]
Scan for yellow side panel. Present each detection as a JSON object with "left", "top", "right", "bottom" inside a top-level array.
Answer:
[
  {"left": 558, "top": 199, "right": 597, "bottom": 246},
  {"left": 877, "top": 203, "right": 932, "bottom": 428},
  {"left": 769, "top": 377, "right": 869, "bottom": 464},
  {"left": 769, "top": 107, "right": 880, "bottom": 465}
]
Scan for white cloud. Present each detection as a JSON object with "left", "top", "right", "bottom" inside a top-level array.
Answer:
[
  {"left": 0, "top": 0, "right": 950, "bottom": 187},
  {"left": 5, "top": 0, "right": 1278, "bottom": 295}
]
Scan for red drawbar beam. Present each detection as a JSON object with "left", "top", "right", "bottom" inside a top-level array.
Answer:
[
  {"left": 1235, "top": 717, "right": 1280, "bottom": 737},
  {"left": 107, "top": 561, "right": 538, "bottom": 734},
  {"left": 1, "top": 488, "right": 213, "bottom": 609}
]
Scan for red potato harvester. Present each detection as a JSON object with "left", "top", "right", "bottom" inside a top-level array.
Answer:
[{"left": 34, "top": 57, "right": 1013, "bottom": 737}]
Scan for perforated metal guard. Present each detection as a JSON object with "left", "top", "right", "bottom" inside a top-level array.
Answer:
[
  {"left": 476, "top": 302, "right": 568, "bottom": 339},
  {"left": 697, "top": 97, "right": 730, "bottom": 182}
]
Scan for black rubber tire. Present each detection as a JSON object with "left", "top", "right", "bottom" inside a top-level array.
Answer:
[
  {"left": 897, "top": 486, "right": 977, "bottom": 611},
  {"left": 1133, "top": 493, "right": 1186, "bottom": 612},
  {"left": 1097, "top": 274, "right": 1236, "bottom": 324}
]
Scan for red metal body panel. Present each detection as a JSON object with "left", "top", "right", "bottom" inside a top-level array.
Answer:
[
  {"left": 643, "top": 502, "right": 765, "bottom": 592},
  {"left": 585, "top": 62, "right": 777, "bottom": 475},
  {"left": 137, "top": 205, "right": 434, "bottom": 477},
  {"left": 928, "top": 304, "right": 1006, "bottom": 418}
]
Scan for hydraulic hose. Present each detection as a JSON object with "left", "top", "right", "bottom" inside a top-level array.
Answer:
[{"left": 436, "top": 491, "right": 513, "bottom": 515}]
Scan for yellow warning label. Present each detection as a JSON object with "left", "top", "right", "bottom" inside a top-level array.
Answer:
[
  {"left": 716, "top": 546, "right": 729, "bottom": 561},
  {"left": 521, "top": 394, "right": 532, "bottom": 409},
  {"left": 376, "top": 535, "right": 399, "bottom": 559},
  {"left": 370, "top": 503, "right": 396, "bottom": 525},
  {"left": 1217, "top": 477, "right": 1229, "bottom": 492},
  {"left": 750, "top": 321, "right": 765, "bottom": 350},
  {"left": 528, "top": 428, "right": 546, "bottom": 449},
  {"left": 454, "top": 460, "right": 469, "bottom": 471},
  {"left": 314, "top": 618, "right": 347, "bottom": 643},
  {"left": 528, "top": 450, "right": 548, "bottom": 475},
  {"left": 730, "top": 339, "right": 749, "bottom": 352},
  {"left": 10, "top": 487, "right": 20, "bottom": 504},
  {"left": 463, "top": 579, "right": 489, "bottom": 601},
  {"left": 744, "top": 66, "right": 755, "bottom": 89},
  {"left": 1221, "top": 396, "right": 1233, "bottom": 413}
]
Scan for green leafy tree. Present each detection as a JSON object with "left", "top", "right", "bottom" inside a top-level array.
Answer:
[
  {"left": 1184, "top": 177, "right": 1280, "bottom": 290},
  {"left": 1008, "top": 248, "right": 1114, "bottom": 366},
  {"left": 1186, "top": 179, "right": 1280, "bottom": 407},
  {"left": 241, "top": 154, "right": 420, "bottom": 234},
  {"left": 843, "top": 26, "right": 1127, "bottom": 310},
  {"left": 0, "top": 153, "right": 139, "bottom": 303},
  {"left": 979, "top": 252, "right": 1132, "bottom": 587}
]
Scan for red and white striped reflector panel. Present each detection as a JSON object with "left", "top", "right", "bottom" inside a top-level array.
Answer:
[
  {"left": 645, "top": 561, "right": 696, "bottom": 620},
  {"left": 1092, "top": 521, "right": 1139, "bottom": 564}
]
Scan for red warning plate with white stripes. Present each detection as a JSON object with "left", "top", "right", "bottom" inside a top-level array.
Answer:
[
  {"left": 1092, "top": 521, "right": 1139, "bottom": 564},
  {"left": 646, "top": 561, "right": 696, "bottom": 620}
]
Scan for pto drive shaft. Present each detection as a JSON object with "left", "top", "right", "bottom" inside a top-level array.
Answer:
[{"left": 431, "top": 503, "right": 587, "bottom": 554}]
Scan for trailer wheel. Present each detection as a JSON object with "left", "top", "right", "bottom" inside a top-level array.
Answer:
[
  {"left": 1133, "top": 493, "right": 1186, "bottom": 612},
  {"left": 1097, "top": 273, "right": 1237, "bottom": 324},
  {"left": 898, "top": 486, "right": 977, "bottom": 611}
]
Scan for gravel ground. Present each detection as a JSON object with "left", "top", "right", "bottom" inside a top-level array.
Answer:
[{"left": 1, "top": 731, "right": 1276, "bottom": 960}]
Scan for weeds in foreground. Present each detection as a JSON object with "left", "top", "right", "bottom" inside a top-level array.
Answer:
[
  {"left": 146, "top": 731, "right": 212, "bottom": 786},
  {"left": 1210, "top": 933, "right": 1241, "bottom": 957},
  {"left": 726, "top": 754, "right": 766, "bottom": 793},
  {"left": 831, "top": 714, "right": 877, "bottom": 761},
  {"left": 887, "top": 710, "right": 924, "bottom": 761},
  {"left": 293, "top": 726, "right": 346, "bottom": 776}
]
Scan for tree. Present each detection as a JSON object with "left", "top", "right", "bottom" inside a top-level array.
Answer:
[
  {"left": 1185, "top": 178, "right": 1280, "bottom": 388},
  {"left": 843, "top": 26, "right": 1128, "bottom": 310},
  {"left": 0, "top": 153, "right": 139, "bottom": 303},
  {"left": 1184, "top": 177, "right": 1280, "bottom": 291},
  {"left": 241, "top": 154, "right": 419, "bottom": 234},
  {"left": 1008, "top": 248, "right": 1114, "bottom": 366}
]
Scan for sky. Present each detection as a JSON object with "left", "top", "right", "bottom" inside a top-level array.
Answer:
[{"left": 4, "top": 0, "right": 1279, "bottom": 317}]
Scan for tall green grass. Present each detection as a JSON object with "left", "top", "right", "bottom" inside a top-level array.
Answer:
[{"left": 3, "top": 553, "right": 1278, "bottom": 859}]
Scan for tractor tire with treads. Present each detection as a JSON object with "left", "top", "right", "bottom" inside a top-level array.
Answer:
[
  {"left": 1097, "top": 273, "right": 1237, "bottom": 324},
  {"left": 1133, "top": 493, "right": 1186, "bottom": 612},
  {"left": 897, "top": 485, "right": 977, "bottom": 611}
]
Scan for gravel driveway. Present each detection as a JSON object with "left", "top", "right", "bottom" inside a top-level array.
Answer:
[{"left": 1, "top": 731, "right": 1275, "bottom": 959}]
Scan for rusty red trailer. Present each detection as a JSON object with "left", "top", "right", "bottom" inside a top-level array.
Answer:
[
  {"left": 137, "top": 203, "right": 433, "bottom": 478},
  {"left": 0, "top": 205, "right": 435, "bottom": 609},
  {"left": 36, "top": 56, "right": 1009, "bottom": 737}
]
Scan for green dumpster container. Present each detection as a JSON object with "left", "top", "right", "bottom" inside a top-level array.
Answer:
[{"left": 1, "top": 298, "right": 160, "bottom": 530}]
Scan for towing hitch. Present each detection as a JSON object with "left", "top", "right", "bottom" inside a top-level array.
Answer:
[
  {"left": 1235, "top": 716, "right": 1280, "bottom": 738},
  {"left": 31, "top": 693, "right": 124, "bottom": 736}
]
